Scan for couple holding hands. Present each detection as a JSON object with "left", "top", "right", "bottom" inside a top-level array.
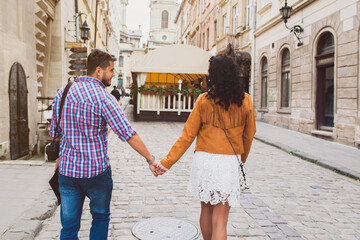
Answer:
[{"left": 51, "top": 48, "right": 255, "bottom": 240}]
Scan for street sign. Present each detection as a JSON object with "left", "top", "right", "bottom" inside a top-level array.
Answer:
[
  {"left": 69, "top": 52, "right": 87, "bottom": 59},
  {"left": 69, "top": 59, "right": 87, "bottom": 65},
  {"left": 68, "top": 70, "right": 86, "bottom": 76},
  {"left": 65, "top": 42, "right": 82, "bottom": 49},
  {"left": 69, "top": 64, "right": 86, "bottom": 70},
  {"left": 70, "top": 47, "right": 87, "bottom": 53}
]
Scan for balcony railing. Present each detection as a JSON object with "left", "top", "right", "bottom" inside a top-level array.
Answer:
[{"left": 137, "top": 93, "right": 195, "bottom": 115}]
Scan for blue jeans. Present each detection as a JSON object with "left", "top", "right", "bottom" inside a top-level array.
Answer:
[{"left": 58, "top": 167, "right": 113, "bottom": 240}]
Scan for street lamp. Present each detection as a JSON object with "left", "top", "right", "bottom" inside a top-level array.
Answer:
[
  {"left": 80, "top": 20, "right": 90, "bottom": 43},
  {"left": 280, "top": 0, "right": 304, "bottom": 47}
]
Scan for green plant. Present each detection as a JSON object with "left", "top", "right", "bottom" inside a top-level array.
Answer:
[
  {"left": 163, "top": 85, "right": 179, "bottom": 95},
  {"left": 129, "top": 83, "right": 137, "bottom": 98},
  {"left": 181, "top": 85, "right": 190, "bottom": 95}
]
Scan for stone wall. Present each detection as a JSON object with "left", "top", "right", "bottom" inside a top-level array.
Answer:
[{"left": 254, "top": 0, "right": 360, "bottom": 147}]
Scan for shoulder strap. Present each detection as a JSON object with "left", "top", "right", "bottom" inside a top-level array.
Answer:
[
  {"left": 54, "top": 81, "right": 73, "bottom": 138},
  {"left": 208, "top": 96, "right": 247, "bottom": 181},
  {"left": 208, "top": 97, "right": 239, "bottom": 156}
]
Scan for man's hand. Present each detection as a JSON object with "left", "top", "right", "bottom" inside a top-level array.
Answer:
[
  {"left": 54, "top": 159, "right": 59, "bottom": 172},
  {"left": 149, "top": 160, "right": 168, "bottom": 177}
]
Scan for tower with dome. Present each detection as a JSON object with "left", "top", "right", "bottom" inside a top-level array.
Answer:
[{"left": 148, "top": 0, "right": 179, "bottom": 48}]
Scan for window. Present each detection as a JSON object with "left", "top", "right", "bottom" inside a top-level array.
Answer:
[
  {"left": 245, "top": 0, "right": 251, "bottom": 27},
  {"left": 119, "top": 56, "right": 124, "bottom": 67},
  {"left": 232, "top": 5, "right": 238, "bottom": 35},
  {"left": 261, "top": 57, "right": 268, "bottom": 108},
  {"left": 222, "top": 14, "right": 227, "bottom": 36},
  {"left": 203, "top": 32, "right": 205, "bottom": 49},
  {"left": 162, "top": 10, "right": 168, "bottom": 29},
  {"left": 315, "top": 32, "right": 335, "bottom": 129},
  {"left": 280, "top": 49, "right": 290, "bottom": 108},
  {"left": 206, "top": 28, "right": 209, "bottom": 49},
  {"left": 213, "top": 20, "right": 217, "bottom": 43}
]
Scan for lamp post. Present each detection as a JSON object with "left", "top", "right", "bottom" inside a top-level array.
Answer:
[
  {"left": 280, "top": 0, "right": 304, "bottom": 47},
  {"left": 80, "top": 20, "right": 90, "bottom": 43}
]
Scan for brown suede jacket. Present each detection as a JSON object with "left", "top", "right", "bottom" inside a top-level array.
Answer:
[{"left": 160, "top": 92, "right": 256, "bottom": 169}]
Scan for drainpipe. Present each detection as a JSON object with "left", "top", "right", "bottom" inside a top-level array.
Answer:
[
  {"left": 250, "top": 0, "right": 256, "bottom": 98},
  {"left": 94, "top": 0, "right": 99, "bottom": 47},
  {"left": 75, "top": 0, "right": 79, "bottom": 42}
]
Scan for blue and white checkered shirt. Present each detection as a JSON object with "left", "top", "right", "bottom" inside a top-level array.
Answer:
[{"left": 50, "top": 76, "right": 136, "bottom": 178}]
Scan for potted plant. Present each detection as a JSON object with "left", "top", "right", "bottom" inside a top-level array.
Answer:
[
  {"left": 163, "top": 85, "right": 179, "bottom": 96},
  {"left": 181, "top": 85, "right": 190, "bottom": 96},
  {"left": 139, "top": 85, "right": 157, "bottom": 95}
]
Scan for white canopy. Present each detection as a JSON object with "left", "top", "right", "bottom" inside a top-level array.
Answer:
[{"left": 131, "top": 44, "right": 212, "bottom": 74}]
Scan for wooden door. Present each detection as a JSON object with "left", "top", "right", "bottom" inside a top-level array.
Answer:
[{"left": 9, "top": 62, "right": 29, "bottom": 159}]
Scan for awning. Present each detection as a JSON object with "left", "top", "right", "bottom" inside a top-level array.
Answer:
[{"left": 132, "top": 44, "right": 212, "bottom": 85}]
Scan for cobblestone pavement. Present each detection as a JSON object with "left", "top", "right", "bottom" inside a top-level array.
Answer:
[{"left": 36, "top": 106, "right": 360, "bottom": 240}]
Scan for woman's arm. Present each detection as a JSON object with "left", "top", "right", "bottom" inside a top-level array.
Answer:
[
  {"left": 241, "top": 95, "right": 256, "bottom": 163},
  {"left": 161, "top": 95, "right": 204, "bottom": 169}
]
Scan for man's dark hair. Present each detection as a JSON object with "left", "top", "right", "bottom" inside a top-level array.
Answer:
[{"left": 87, "top": 48, "right": 117, "bottom": 76}]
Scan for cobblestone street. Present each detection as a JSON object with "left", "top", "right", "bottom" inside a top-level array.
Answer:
[{"left": 36, "top": 105, "right": 360, "bottom": 240}]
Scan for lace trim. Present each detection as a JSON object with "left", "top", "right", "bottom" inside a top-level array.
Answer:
[{"left": 188, "top": 151, "right": 243, "bottom": 207}]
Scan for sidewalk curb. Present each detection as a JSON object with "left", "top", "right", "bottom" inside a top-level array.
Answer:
[
  {"left": 1, "top": 188, "right": 58, "bottom": 239},
  {"left": 254, "top": 135, "right": 360, "bottom": 181}
]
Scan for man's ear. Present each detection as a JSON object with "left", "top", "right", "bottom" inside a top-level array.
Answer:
[{"left": 95, "top": 66, "right": 102, "bottom": 76}]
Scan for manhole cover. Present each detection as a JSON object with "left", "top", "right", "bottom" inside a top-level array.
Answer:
[{"left": 132, "top": 217, "right": 200, "bottom": 240}]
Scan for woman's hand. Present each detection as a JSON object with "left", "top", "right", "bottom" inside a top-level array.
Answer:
[{"left": 149, "top": 160, "right": 168, "bottom": 177}]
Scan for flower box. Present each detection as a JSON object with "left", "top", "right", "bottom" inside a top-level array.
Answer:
[
  {"left": 140, "top": 90, "right": 157, "bottom": 95},
  {"left": 163, "top": 92, "right": 173, "bottom": 96}
]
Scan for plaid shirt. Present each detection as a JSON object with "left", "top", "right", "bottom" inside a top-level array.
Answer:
[{"left": 50, "top": 76, "right": 136, "bottom": 178}]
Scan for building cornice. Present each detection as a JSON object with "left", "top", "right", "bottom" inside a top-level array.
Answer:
[
  {"left": 175, "top": 0, "right": 186, "bottom": 23},
  {"left": 254, "top": 0, "right": 315, "bottom": 37}
]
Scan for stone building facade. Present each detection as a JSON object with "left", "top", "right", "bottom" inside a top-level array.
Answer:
[
  {"left": 253, "top": 0, "right": 360, "bottom": 147},
  {"left": 148, "top": 0, "right": 178, "bottom": 48},
  {"left": 116, "top": 0, "right": 142, "bottom": 89},
  {"left": 0, "top": 0, "right": 119, "bottom": 159},
  {"left": 175, "top": 0, "right": 219, "bottom": 54},
  {"left": 217, "top": 0, "right": 253, "bottom": 53}
]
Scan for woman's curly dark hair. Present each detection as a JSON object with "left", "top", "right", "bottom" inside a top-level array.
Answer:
[{"left": 207, "top": 54, "right": 245, "bottom": 110}]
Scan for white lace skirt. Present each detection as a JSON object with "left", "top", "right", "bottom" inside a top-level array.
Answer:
[{"left": 187, "top": 151, "right": 242, "bottom": 207}]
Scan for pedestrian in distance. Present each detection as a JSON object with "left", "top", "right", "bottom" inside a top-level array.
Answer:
[
  {"left": 158, "top": 54, "right": 256, "bottom": 240},
  {"left": 50, "top": 48, "right": 167, "bottom": 240},
  {"left": 111, "top": 85, "right": 123, "bottom": 106},
  {"left": 111, "top": 85, "right": 121, "bottom": 101}
]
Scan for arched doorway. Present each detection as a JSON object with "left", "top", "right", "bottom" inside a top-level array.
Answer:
[
  {"left": 315, "top": 32, "right": 335, "bottom": 130},
  {"left": 9, "top": 62, "right": 29, "bottom": 159}
]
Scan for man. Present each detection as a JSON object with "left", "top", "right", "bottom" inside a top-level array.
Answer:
[
  {"left": 110, "top": 85, "right": 121, "bottom": 101},
  {"left": 50, "top": 48, "right": 166, "bottom": 239}
]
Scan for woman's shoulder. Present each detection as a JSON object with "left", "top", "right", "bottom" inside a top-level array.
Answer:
[
  {"left": 242, "top": 93, "right": 252, "bottom": 104},
  {"left": 195, "top": 92, "right": 209, "bottom": 104}
]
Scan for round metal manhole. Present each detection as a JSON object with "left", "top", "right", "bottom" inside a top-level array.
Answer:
[{"left": 132, "top": 217, "right": 200, "bottom": 240}]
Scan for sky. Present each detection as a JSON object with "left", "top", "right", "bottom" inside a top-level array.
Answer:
[
  {"left": 126, "top": 0, "right": 151, "bottom": 46},
  {"left": 126, "top": 0, "right": 181, "bottom": 46}
]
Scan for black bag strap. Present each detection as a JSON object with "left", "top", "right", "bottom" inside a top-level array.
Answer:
[
  {"left": 208, "top": 96, "right": 247, "bottom": 182},
  {"left": 53, "top": 81, "right": 73, "bottom": 140}
]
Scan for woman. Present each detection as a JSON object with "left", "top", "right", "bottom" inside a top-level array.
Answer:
[{"left": 159, "top": 54, "right": 256, "bottom": 239}]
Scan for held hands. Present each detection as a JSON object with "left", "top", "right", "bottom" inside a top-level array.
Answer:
[{"left": 149, "top": 160, "right": 168, "bottom": 177}]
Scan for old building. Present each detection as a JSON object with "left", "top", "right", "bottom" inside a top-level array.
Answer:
[
  {"left": 253, "top": 0, "right": 360, "bottom": 146},
  {"left": 0, "top": 0, "right": 118, "bottom": 160},
  {"left": 175, "top": 0, "right": 219, "bottom": 55},
  {"left": 0, "top": 0, "right": 77, "bottom": 159},
  {"left": 116, "top": 0, "right": 142, "bottom": 89},
  {"left": 217, "top": 0, "right": 253, "bottom": 53},
  {"left": 148, "top": 0, "right": 178, "bottom": 48}
]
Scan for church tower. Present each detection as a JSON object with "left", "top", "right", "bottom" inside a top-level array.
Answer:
[{"left": 148, "top": 0, "right": 179, "bottom": 48}]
